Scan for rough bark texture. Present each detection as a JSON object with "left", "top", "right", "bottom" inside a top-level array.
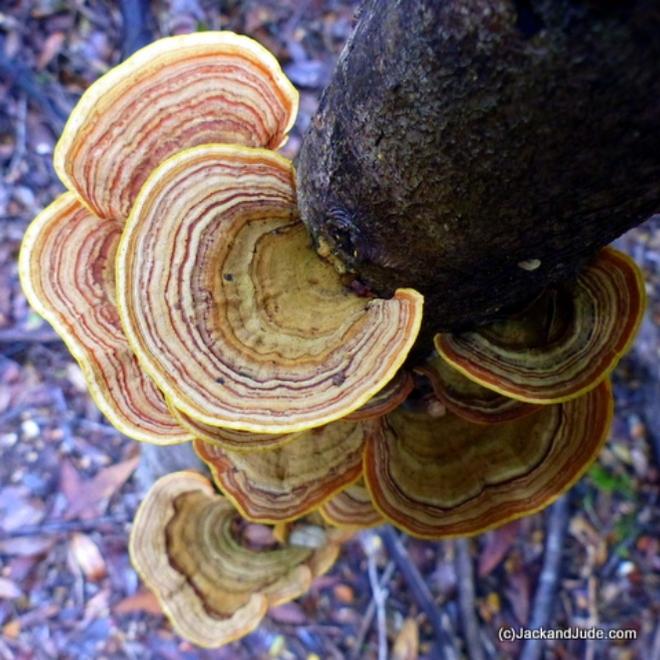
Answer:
[{"left": 297, "top": 0, "right": 660, "bottom": 343}]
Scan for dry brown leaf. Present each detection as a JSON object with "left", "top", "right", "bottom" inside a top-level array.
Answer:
[
  {"left": 81, "top": 588, "right": 110, "bottom": 626},
  {"left": 0, "top": 536, "right": 54, "bottom": 557},
  {"left": 68, "top": 533, "right": 107, "bottom": 581},
  {"left": 569, "top": 515, "right": 608, "bottom": 566},
  {"left": 0, "top": 486, "right": 45, "bottom": 532},
  {"left": 66, "top": 455, "right": 139, "bottom": 520},
  {"left": 37, "top": 32, "right": 66, "bottom": 70},
  {"left": 268, "top": 602, "right": 307, "bottom": 625},
  {"left": 59, "top": 459, "right": 84, "bottom": 506},
  {"left": 392, "top": 618, "right": 419, "bottom": 660},
  {"left": 0, "top": 577, "right": 23, "bottom": 599},
  {"left": 505, "top": 570, "right": 531, "bottom": 625},
  {"left": 2, "top": 619, "right": 20, "bottom": 639},
  {"left": 114, "top": 588, "right": 163, "bottom": 616},
  {"left": 478, "top": 521, "right": 520, "bottom": 577}
]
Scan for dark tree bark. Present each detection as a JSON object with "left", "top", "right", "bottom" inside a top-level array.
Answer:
[{"left": 297, "top": 0, "right": 660, "bottom": 343}]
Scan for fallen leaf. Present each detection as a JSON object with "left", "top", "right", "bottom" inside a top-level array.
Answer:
[
  {"left": 392, "top": 618, "right": 419, "bottom": 660},
  {"left": 333, "top": 583, "right": 354, "bottom": 604},
  {"left": 505, "top": 570, "right": 531, "bottom": 625},
  {"left": 0, "top": 577, "right": 22, "bottom": 599},
  {"left": 0, "top": 486, "right": 45, "bottom": 532},
  {"left": 37, "top": 32, "right": 65, "bottom": 70},
  {"left": 66, "top": 455, "right": 139, "bottom": 520},
  {"left": 478, "top": 521, "right": 520, "bottom": 577},
  {"left": 0, "top": 536, "right": 54, "bottom": 557},
  {"left": 81, "top": 588, "right": 110, "bottom": 626},
  {"left": 2, "top": 619, "right": 20, "bottom": 639},
  {"left": 59, "top": 459, "right": 84, "bottom": 506},
  {"left": 68, "top": 533, "right": 107, "bottom": 581},
  {"left": 569, "top": 515, "right": 607, "bottom": 566},
  {"left": 268, "top": 602, "right": 307, "bottom": 625},
  {"left": 114, "top": 589, "right": 163, "bottom": 616}
]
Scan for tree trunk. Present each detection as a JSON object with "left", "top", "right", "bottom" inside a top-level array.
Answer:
[{"left": 297, "top": 0, "right": 660, "bottom": 345}]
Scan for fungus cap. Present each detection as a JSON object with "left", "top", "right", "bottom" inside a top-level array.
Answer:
[
  {"left": 415, "top": 353, "right": 540, "bottom": 424},
  {"left": 345, "top": 369, "right": 414, "bottom": 421},
  {"left": 435, "top": 248, "right": 645, "bottom": 404},
  {"left": 54, "top": 31, "right": 298, "bottom": 221},
  {"left": 319, "top": 481, "right": 384, "bottom": 529},
  {"left": 129, "top": 471, "right": 340, "bottom": 648},
  {"left": 364, "top": 381, "right": 612, "bottom": 539},
  {"left": 116, "top": 144, "right": 423, "bottom": 433},
  {"left": 169, "top": 401, "right": 296, "bottom": 452},
  {"left": 18, "top": 194, "right": 190, "bottom": 444},
  {"left": 193, "top": 420, "right": 366, "bottom": 522}
]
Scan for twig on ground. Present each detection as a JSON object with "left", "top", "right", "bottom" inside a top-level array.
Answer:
[
  {"left": 520, "top": 495, "right": 570, "bottom": 660},
  {"left": 0, "top": 516, "right": 128, "bottom": 539},
  {"left": 651, "top": 621, "right": 660, "bottom": 660},
  {"left": 381, "top": 525, "right": 455, "bottom": 659},
  {"left": 5, "top": 93, "right": 27, "bottom": 183},
  {"left": 455, "top": 538, "right": 485, "bottom": 660},
  {"left": 351, "top": 560, "right": 396, "bottom": 659},
  {"left": 364, "top": 538, "right": 388, "bottom": 660},
  {"left": 0, "top": 50, "right": 67, "bottom": 133},
  {"left": 119, "top": 0, "right": 153, "bottom": 60}
]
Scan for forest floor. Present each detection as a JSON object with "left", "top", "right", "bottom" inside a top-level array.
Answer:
[{"left": 0, "top": 1, "right": 658, "bottom": 659}]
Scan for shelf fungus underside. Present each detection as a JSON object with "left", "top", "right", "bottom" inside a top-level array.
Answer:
[
  {"left": 416, "top": 353, "right": 540, "bottom": 424},
  {"left": 319, "top": 481, "right": 384, "bottom": 529},
  {"left": 193, "top": 419, "right": 367, "bottom": 522},
  {"left": 364, "top": 381, "right": 613, "bottom": 538},
  {"left": 436, "top": 248, "right": 645, "bottom": 403}
]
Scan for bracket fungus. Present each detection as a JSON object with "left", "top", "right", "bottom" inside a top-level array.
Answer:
[
  {"left": 344, "top": 369, "right": 414, "bottom": 421},
  {"left": 364, "top": 381, "right": 613, "bottom": 539},
  {"left": 319, "top": 481, "right": 384, "bottom": 529},
  {"left": 54, "top": 32, "right": 298, "bottom": 221},
  {"left": 436, "top": 248, "right": 645, "bottom": 404},
  {"left": 18, "top": 193, "right": 191, "bottom": 445},
  {"left": 116, "top": 144, "right": 423, "bottom": 433},
  {"left": 415, "top": 353, "right": 540, "bottom": 424},
  {"left": 193, "top": 420, "right": 367, "bottom": 522},
  {"left": 19, "top": 31, "right": 300, "bottom": 445},
  {"left": 129, "top": 471, "right": 340, "bottom": 648},
  {"left": 170, "top": 403, "right": 295, "bottom": 452},
  {"left": 18, "top": 28, "right": 649, "bottom": 649}
]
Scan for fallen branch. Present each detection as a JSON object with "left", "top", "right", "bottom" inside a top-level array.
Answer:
[
  {"left": 455, "top": 538, "right": 485, "bottom": 660},
  {"left": 381, "top": 525, "right": 454, "bottom": 659},
  {"left": 520, "top": 495, "right": 571, "bottom": 660}
]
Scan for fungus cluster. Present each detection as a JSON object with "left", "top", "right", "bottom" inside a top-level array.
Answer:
[{"left": 19, "top": 32, "right": 646, "bottom": 648}]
